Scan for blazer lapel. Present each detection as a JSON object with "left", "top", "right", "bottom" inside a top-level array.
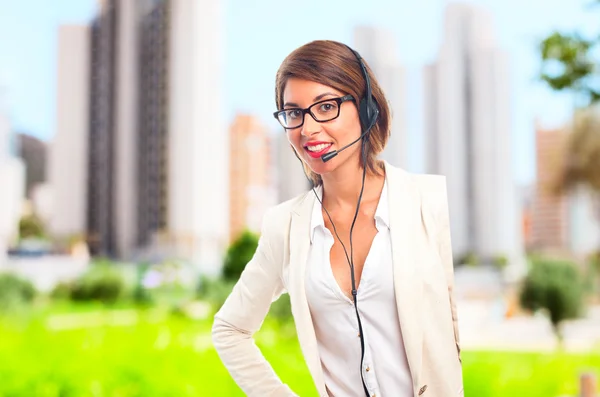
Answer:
[
  {"left": 385, "top": 162, "right": 424, "bottom": 393},
  {"left": 288, "top": 191, "right": 327, "bottom": 396}
]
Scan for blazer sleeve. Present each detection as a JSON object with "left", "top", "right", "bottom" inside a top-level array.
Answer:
[
  {"left": 211, "top": 208, "right": 296, "bottom": 396},
  {"left": 435, "top": 176, "right": 462, "bottom": 360}
]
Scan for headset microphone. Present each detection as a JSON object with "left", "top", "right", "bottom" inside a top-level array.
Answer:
[{"left": 320, "top": 110, "right": 379, "bottom": 163}]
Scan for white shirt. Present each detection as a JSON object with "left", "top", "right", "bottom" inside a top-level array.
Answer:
[{"left": 305, "top": 181, "right": 413, "bottom": 397}]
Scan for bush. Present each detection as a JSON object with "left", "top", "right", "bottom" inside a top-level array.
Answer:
[
  {"left": 18, "top": 214, "right": 46, "bottom": 240},
  {"left": 492, "top": 254, "right": 509, "bottom": 270},
  {"left": 197, "top": 276, "right": 235, "bottom": 313},
  {"left": 50, "top": 281, "right": 72, "bottom": 301},
  {"left": 0, "top": 273, "right": 36, "bottom": 311},
  {"left": 222, "top": 229, "right": 259, "bottom": 281},
  {"left": 67, "top": 264, "right": 125, "bottom": 304},
  {"left": 456, "top": 251, "right": 479, "bottom": 267},
  {"left": 587, "top": 251, "right": 600, "bottom": 297},
  {"left": 519, "top": 258, "right": 585, "bottom": 343}
]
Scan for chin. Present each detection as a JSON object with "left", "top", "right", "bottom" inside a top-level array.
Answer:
[{"left": 304, "top": 157, "right": 336, "bottom": 176}]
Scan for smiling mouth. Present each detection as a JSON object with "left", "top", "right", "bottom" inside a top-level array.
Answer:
[
  {"left": 304, "top": 143, "right": 333, "bottom": 153},
  {"left": 304, "top": 143, "right": 333, "bottom": 159}
]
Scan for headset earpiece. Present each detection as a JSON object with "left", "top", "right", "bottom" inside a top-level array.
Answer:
[
  {"left": 359, "top": 97, "right": 379, "bottom": 132},
  {"left": 347, "top": 45, "right": 379, "bottom": 134}
]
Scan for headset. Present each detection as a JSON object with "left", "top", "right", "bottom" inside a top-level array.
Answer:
[
  {"left": 320, "top": 46, "right": 380, "bottom": 162},
  {"left": 306, "top": 43, "right": 380, "bottom": 397}
]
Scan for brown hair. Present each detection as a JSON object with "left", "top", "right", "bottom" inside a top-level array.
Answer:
[{"left": 274, "top": 40, "right": 391, "bottom": 186}]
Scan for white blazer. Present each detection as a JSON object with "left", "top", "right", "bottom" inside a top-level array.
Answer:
[{"left": 212, "top": 162, "right": 464, "bottom": 397}]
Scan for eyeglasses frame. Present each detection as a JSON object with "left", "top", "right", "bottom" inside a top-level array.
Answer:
[{"left": 273, "top": 94, "right": 356, "bottom": 130}]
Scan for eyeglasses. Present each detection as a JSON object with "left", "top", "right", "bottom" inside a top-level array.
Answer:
[{"left": 273, "top": 95, "right": 355, "bottom": 129}]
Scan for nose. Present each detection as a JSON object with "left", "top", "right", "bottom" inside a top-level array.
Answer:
[{"left": 301, "top": 112, "right": 321, "bottom": 137}]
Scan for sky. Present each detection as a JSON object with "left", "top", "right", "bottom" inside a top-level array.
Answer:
[{"left": 0, "top": 0, "right": 598, "bottom": 185}]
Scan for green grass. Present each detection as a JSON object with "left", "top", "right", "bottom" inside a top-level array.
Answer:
[
  {"left": 463, "top": 350, "right": 599, "bottom": 397},
  {"left": 0, "top": 304, "right": 598, "bottom": 397}
]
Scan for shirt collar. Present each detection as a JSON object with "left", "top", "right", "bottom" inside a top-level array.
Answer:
[{"left": 309, "top": 179, "right": 389, "bottom": 244}]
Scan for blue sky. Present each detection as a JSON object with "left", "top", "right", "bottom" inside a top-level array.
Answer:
[{"left": 0, "top": 0, "right": 598, "bottom": 184}]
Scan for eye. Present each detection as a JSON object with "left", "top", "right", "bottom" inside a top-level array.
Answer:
[
  {"left": 317, "top": 101, "right": 338, "bottom": 114},
  {"left": 286, "top": 109, "right": 302, "bottom": 119}
]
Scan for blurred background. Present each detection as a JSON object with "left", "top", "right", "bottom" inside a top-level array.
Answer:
[{"left": 0, "top": 0, "right": 599, "bottom": 396}]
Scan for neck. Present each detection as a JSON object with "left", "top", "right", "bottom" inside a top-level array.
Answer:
[{"left": 321, "top": 159, "right": 384, "bottom": 211}]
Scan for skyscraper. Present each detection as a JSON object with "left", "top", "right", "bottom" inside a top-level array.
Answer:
[
  {"left": 49, "top": 24, "right": 90, "bottom": 242},
  {"left": 113, "top": 0, "right": 141, "bottom": 260},
  {"left": 68, "top": 0, "right": 227, "bottom": 273},
  {"left": 16, "top": 133, "right": 47, "bottom": 198},
  {"left": 229, "top": 114, "right": 275, "bottom": 242},
  {"left": 137, "top": 0, "right": 169, "bottom": 251},
  {"left": 0, "top": 108, "right": 25, "bottom": 264},
  {"left": 87, "top": 1, "right": 117, "bottom": 256},
  {"left": 530, "top": 123, "right": 569, "bottom": 251},
  {"left": 165, "top": 0, "right": 228, "bottom": 275},
  {"left": 423, "top": 3, "right": 522, "bottom": 262},
  {"left": 353, "top": 26, "right": 407, "bottom": 169}
]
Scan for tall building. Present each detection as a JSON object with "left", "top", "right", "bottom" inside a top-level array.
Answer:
[
  {"left": 353, "top": 26, "right": 407, "bottom": 169},
  {"left": 86, "top": 0, "right": 156, "bottom": 258},
  {"left": 275, "top": 132, "right": 311, "bottom": 203},
  {"left": 530, "top": 124, "right": 569, "bottom": 251},
  {"left": 87, "top": 2, "right": 117, "bottom": 256},
  {"left": 0, "top": 109, "right": 25, "bottom": 264},
  {"left": 530, "top": 122, "right": 600, "bottom": 256},
  {"left": 165, "top": 0, "right": 228, "bottom": 275},
  {"left": 137, "top": 0, "right": 169, "bottom": 251},
  {"left": 49, "top": 25, "right": 90, "bottom": 242},
  {"left": 229, "top": 114, "right": 275, "bottom": 242},
  {"left": 423, "top": 3, "right": 522, "bottom": 262},
  {"left": 74, "top": 0, "right": 227, "bottom": 273},
  {"left": 113, "top": 0, "right": 141, "bottom": 260},
  {"left": 16, "top": 133, "right": 47, "bottom": 198}
]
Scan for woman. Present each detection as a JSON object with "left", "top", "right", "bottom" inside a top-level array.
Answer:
[{"left": 212, "top": 40, "right": 463, "bottom": 397}]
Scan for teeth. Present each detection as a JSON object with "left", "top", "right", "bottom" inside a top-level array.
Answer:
[{"left": 307, "top": 143, "right": 331, "bottom": 152}]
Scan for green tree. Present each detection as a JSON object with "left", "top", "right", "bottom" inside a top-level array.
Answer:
[
  {"left": 519, "top": 259, "right": 584, "bottom": 346},
  {"left": 538, "top": 2, "right": 600, "bottom": 252},
  {"left": 18, "top": 214, "right": 46, "bottom": 240},
  {"left": 539, "top": 32, "right": 599, "bottom": 105},
  {"left": 222, "top": 230, "right": 260, "bottom": 282}
]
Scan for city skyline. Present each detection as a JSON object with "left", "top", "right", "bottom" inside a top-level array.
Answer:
[
  {"left": 1, "top": 0, "right": 599, "bottom": 186},
  {"left": 1, "top": 0, "right": 599, "bottom": 269},
  {"left": 49, "top": 0, "right": 229, "bottom": 275},
  {"left": 424, "top": 3, "right": 522, "bottom": 261}
]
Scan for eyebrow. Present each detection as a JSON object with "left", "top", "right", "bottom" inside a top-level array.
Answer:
[{"left": 283, "top": 92, "right": 337, "bottom": 108}]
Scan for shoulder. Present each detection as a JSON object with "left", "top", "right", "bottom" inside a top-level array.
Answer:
[
  {"left": 411, "top": 173, "right": 448, "bottom": 202},
  {"left": 410, "top": 173, "right": 450, "bottom": 232},
  {"left": 385, "top": 162, "right": 447, "bottom": 201},
  {"left": 261, "top": 190, "right": 311, "bottom": 236},
  {"left": 386, "top": 163, "right": 448, "bottom": 223}
]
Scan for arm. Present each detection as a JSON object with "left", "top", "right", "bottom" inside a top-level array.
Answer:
[
  {"left": 435, "top": 177, "right": 461, "bottom": 361},
  {"left": 211, "top": 210, "right": 296, "bottom": 396}
]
